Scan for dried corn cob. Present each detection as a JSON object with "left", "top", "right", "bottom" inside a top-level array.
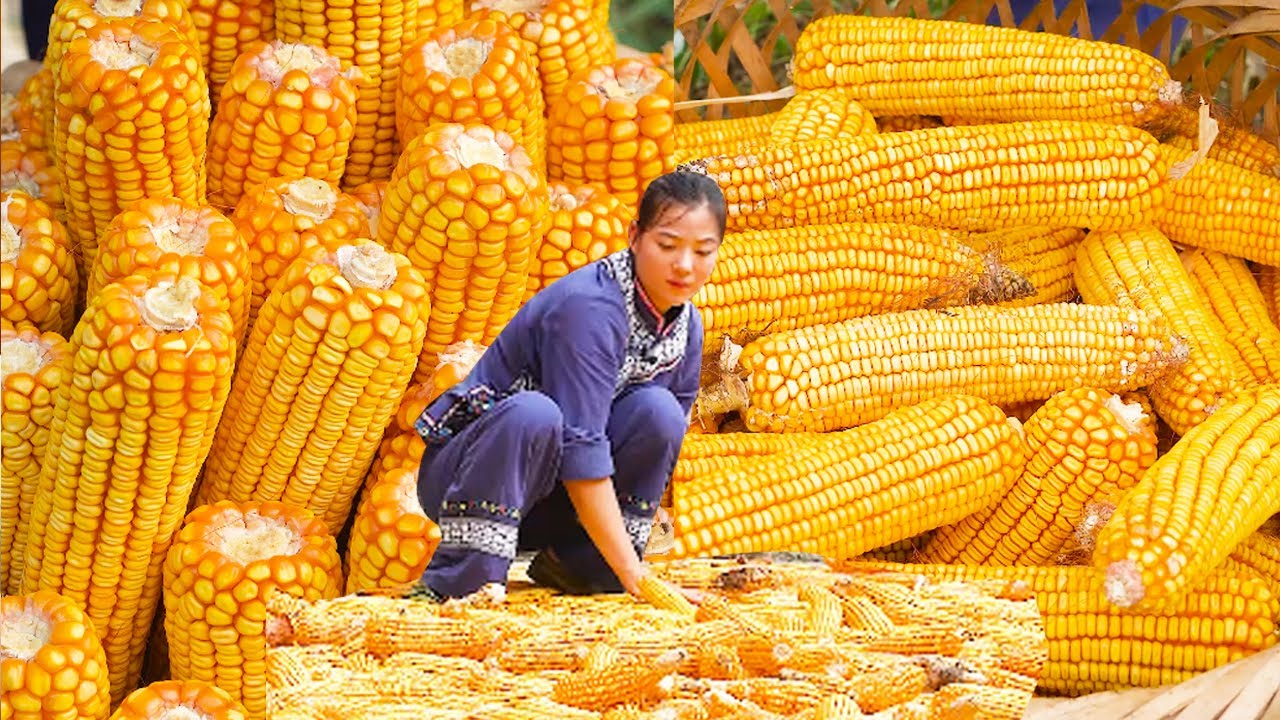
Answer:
[
  {"left": 378, "top": 123, "right": 547, "bottom": 376},
  {"left": 183, "top": 0, "right": 275, "bottom": 104},
  {"left": 1075, "top": 226, "right": 1242, "bottom": 435},
  {"left": 1, "top": 590, "right": 111, "bottom": 719},
  {"left": 966, "top": 226, "right": 1085, "bottom": 307},
  {"left": 363, "top": 430, "right": 426, "bottom": 501},
  {"left": 208, "top": 41, "right": 360, "bottom": 210},
  {"left": 110, "top": 680, "right": 249, "bottom": 719},
  {"left": 1, "top": 322, "right": 71, "bottom": 595},
  {"left": 56, "top": 19, "right": 209, "bottom": 264},
  {"left": 635, "top": 573, "right": 697, "bottom": 617},
  {"left": 671, "top": 394, "right": 1026, "bottom": 560},
  {"left": 20, "top": 274, "right": 236, "bottom": 703},
  {"left": 364, "top": 610, "right": 507, "bottom": 659},
  {"left": 1182, "top": 248, "right": 1280, "bottom": 384},
  {"left": 844, "top": 561, "right": 1277, "bottom": 695},
  {"left": 345, "top": 467, "right": 440, "bottom": 594},
  {"left": 1095, "top": 385, "right": 1280, "bottom": 610},
  {"left": 921, "top": 387, "right": 1158, "bottom": 565},
  {"left": 347, "top": 180, "right": 387, "bottom": 240},
  {"left": 930, "top": 683, "right": 1027, "bottom": 720},
  {"left": 791, "top": 14, "right": 1181, "bottom": 126},
  {"left": 469, "top": 0, "right": 615, "bottom": 102},
  {"left": 875, "top": 115, "right": 944, "bottom": 132},
  {"left": 273, "top": 0, "right": 416, "bottom": 187},
  {"left": 675, "top": 111, "right": 777, "bottom": 164},
  {"left": 1149, "top": 105, "right": 1280, "bottom": 176},
  {"left": 550, "top": 648, "right": 685, "bottom": 711},
  {"left": 1154, "top": 145, "right": 1280, "bottom": 265},
  {"left": 796, "top": 584, "right": 843, "bottom": 639},
  {"left": 395, "top": 17, "right": 545, "bottom": 172},
  {"left": 0, "top": 140, "right": 62, "bottom": 217},
  {"left": 694, "top": 222, "right": 991, "bottom": 348},
  {"left": 197, "top": 243, "right": 428, "bottom": 534},
  {"left": 230, "top": 176, "right": 370, "bottom": 330},
  {"left": 88, "top": 197, "right": 251, "bottom": 344},
  {"left": 722, "top": 678, "right": 829, "bottom": 714},
  {"left": 164, "top": 500, "right": 343, "bottom": 716},
  {"left": 1225, "top": 532, "right": 1280, "bottom": 597},
  {"left": 548, "top": 58, "right": 675, "bottom": 208},
  {"left": 526, "top": 182, "right": 631, "bottom": 301},
  {"left": 13, "top": 69, "right": 52, "bottom": 151},
  {"left": 690, "top": 121, "right": 1168, "bottom": 232},
  {"left": 1, "top": 191, "right": 77, "bottom": 335},
  {"left": 736, "top": 303, "right": 1185, "bottom": 433},
  {"left": 1260, "top": 264, "right": 1280, "bottom": 326}
]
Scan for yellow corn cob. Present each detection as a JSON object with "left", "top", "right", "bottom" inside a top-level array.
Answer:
[
  {"left": 208, "top": 41, "right": 360, "bottom": 210},
  {"left": 347, "top": 180, "right": 387, "bottom": 241},
  {"left": 1149, "top": 105, "right": 1280, "bottom": 177},
  {"left": 843, "top": 560, "right": 1278, "bottom": 695},
  {"left": 671, "top": 394, "right": 1026, "bottom": 560},
  {"left": 550, "top": 649, "right": 685, "bottom": 711},
  {"left": 721, "top": 678, "right": 829, "bottom": 714},
  {"left": 1, "top": 590, "right": 111, "bottom": 719},
  {"left": 965, "top": 226, "right": 1085, "bottom": 308},
  {"left": 634, "top": 573, "right": 697, "bottom": 617},
  {"left": 1, "top": 321, "right": 71, "bottom": 596},
  {"left": 874, "top": 115, "right": 944, "bottom": 132},
  {"left": 468, "top": 0, "right": 615, "bottom": 102},
  {"left": 1153, "top": 145, "right": 1280, "bottom": 265},
  {"left": 693, "top": 222, "right": 991, "bottom": 349},
  {"left": 88, "top": 197, "right": 251, "bottom": 345},
  {"left": 526, "top": 182, "right": 631, "bottom": 301},
  {"left": 929, "top": 684, "right": 1026, "bottom": 720},
  {"left": 1, "top": 191, "right": 77, "bottom": 335},
  {"left": 796, "top": 584, "right": 843, "bottom": 639},
  {"left": 412, "top": 0, "right": 462, "bottom": 40},
  {"left": 197, "top": 243, "right": 428, "bottom": 534},
  {"left": 378, "top": 123, "right": 548, "bottom": 377},
  {"left": 548, "top": 58, "right": 675, "bottom": 208},
  {"left": 363, "top": 609, "right": 506, "bottom": 659},
  {"left": 674, "top": 112, "right": 777, "bottom": 164},
  {"left": 13, "top": 68, "right": 53, "bottom": 151},
  {"left": 184, "top": 0, "right": 275, "bottom": 104},
  {"left": 273, "top": 0, "right": 417, "bottom": 188},
  {"left": 1225, "top": 532, "right": 1280, "bottom": 597},
  {"left": 689, "top": 121, "right": 1168, "bottom": 233},
  {"left": 20, "top": 273, "right": 236, "bottom": 703},
  {"left": 921, "top": 387, "right": 1158, "bottom": 565},
  {"left": 791, "top": 14, "right": 1181, "bottom": 126},
  {"left": 1261, "top": 265, "right": 1280, "bottom": 326},
  {"left": 110, "top": 680, "right": 249, "bottom": 719},
  {"left": 56, "top": 19, "right": 209, "bottom": 265},
  {"left": 1, "top": 140, "right": 63, "bottom": 217},
  {"left": 231, "top": 176, "right": 371, "bottom": 330},
  {"left": 163, "top": 500, "right": 343, "bottom": 716},
  {"left": 345, "top": 467, "right": 441, "bottom": 594},
  {"left": 1075, "top": 226, "right": 1243, "bottom": 436},
  {"left": 1182, "top": 248, "right": 1280, "bottom": 384},
  {"left": 737, "top": 303, "right": 1185, "bottom": 433},
  {"left": 1095, "top": 385, "right": 1280, "bottom": 610},
  {"left": 395, "top": 17, "right": 545, "bottom": 173},
  {"left": 361, "top": 431, "right": 425, "bottom": 512}
]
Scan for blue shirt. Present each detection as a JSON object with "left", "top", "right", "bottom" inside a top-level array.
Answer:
[{"left": 414, "top": 249, "right": 705, "bottom": 482}]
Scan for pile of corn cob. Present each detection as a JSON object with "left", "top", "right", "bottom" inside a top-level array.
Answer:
[
  {"left": 667, "top": 9, "right": 1280, "bottom": 702},
  {"left": 264, "top": 557, "right": 1047, "bottom": 718},
  {"left": 1, "top": 0, "right": 673, "bottom": 716}
]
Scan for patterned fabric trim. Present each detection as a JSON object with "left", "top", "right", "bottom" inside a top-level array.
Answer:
[
  {"left": 620, "top": 494, "right": 660, "bottom": 516},
  {"left": 623, "top": 514, "right": 653, "bottom": 552},
  {"left": 437, "top": 516, "right": 519, "bottom": 559},
  {"left": 414, "top": 384, "right": 512, "bottom": 447},
  {"left": 601, "top": 250, "right": 691, "bottom": 394},
  {"left": 440, "top": 499, "right": 522, "bottom": 522}
]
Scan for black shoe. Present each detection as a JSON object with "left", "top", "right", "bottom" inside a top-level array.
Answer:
[{"left": 526, "top": 550, "right": 604, "bottom": 595}]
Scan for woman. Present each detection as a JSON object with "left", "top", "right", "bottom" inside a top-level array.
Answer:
[{"left": 411, "top": 171, "right": 726, "bottom": 601}]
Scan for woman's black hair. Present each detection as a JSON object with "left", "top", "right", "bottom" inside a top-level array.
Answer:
[{"left": 635, "top": 171, "right": 727, "bottom": 238}]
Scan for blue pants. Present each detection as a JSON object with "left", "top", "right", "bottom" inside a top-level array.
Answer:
[{"left": 416, "top": 386, "right": 687, "bottom": 598}]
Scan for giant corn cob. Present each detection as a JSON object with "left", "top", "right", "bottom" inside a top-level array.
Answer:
[
  {"left": 842, "top": 561, "right": 1278, "bottom": 695},
  {"left": 110, "top": 680, "right": 248, "bottom": 720},
  {"left": 736, "top": 303, "right": 1186, "bottom": 433},
  {"left": 920, "top": 387, "right": 1158, "bottom": 565},
  {"left": 197, "top": 243, "right": 428, "bottom": 534},
  {"left": 1, "top": 191, "right": 77, "bottom": 335},
  {"left": 88, "top": 197, "right": 252, "bottom": 344},
  {"left": 526, "top": 182, "right": 631, "bottom": 301},
  {"left": 19, "top": 274, "right": 236, "bottom": 702},
  {"left": 1182, "top": 248, "right": 1280, "bottom": 384},
  {"left": 671, "top": 394, "right": 1027, "bottom": 560},
  {"left": 1, "top": 322, "right": 71, "bottom": 596},
  {"left": 345, "top": 467, "right": 440, "bottom": 594},
  {"left": 674, "top": 111, "right": 776, "bottom": 164},
  {"left": 395, "top": 17, "right": 545, "bottom": 172},
  {"left": 56, "top": 19, "right": 209, "bottom": 265},
  {"left": 1094, "top": 384, "right": 1280, "bottom": 610},
  {"left": 548, "top": 58, "right": 675, "bottom": 208},
  {"left": 164, "top": 501, "right": 343, "bottom": 717},
  {"left": 230, "top": 176, "right": 370, "bottom": 330},
  {"left": 1, "top": 590, "right": 112, "bottom": 719},
  {"left": 1149, "top": 105, "right": 1280, "bottom": 177},
  {"left": 689, "top": 121, "right": 1168, "bottom": 232},
  {"left": 207, "top": 41, "right": 360, "bottom": 210},
  {"left": 790, "top": 14, "right": 1182, "bottom": 126},
  {"left": 413, "top": 0, "right": 462, "bottom": 41},
  {"left": 1153, "top": 145, "right": 1280, "bottom": 266},
  {"left": 13, "top": 68, "right": 52, "bottom": 151},
  {"left": 468, "top": 0, "right": 615, "bottom": 102},
  {"left": 1, "top": 140, "right": 63, "bottom": 217},
  {"left": 1225, "top": 532, "right": 1280, "bottom": 598},
  {"left": 184, "top": 0, "right": 276, "bottom": 104},
  {"left": 378, "top": 123, "right": 547, "bottom": 377},
  {"left": 1075, "top": 226, "right": 1242, "bottom": 435},
  {"left": 273, "top": 0, "right": 417, "bottom": 187}
]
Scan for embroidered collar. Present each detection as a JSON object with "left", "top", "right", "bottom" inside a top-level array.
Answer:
[
  {"left": 631, "top": 262, "right": 685, "bottom": 337},
  {"left": 600, "top": 250, "right": 691, "bottom": 394}
]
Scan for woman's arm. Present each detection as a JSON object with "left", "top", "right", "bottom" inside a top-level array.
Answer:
[{"left": 562, "top": 476, "right": 646, "bottom": 595}]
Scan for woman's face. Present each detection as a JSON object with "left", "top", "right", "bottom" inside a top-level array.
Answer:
[{"left": 629, "top": 201, "right": 722, "bottom": 315}]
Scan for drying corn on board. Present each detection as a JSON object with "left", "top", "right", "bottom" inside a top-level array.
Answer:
[{"left": 2, "top": 0, "right": 1280, "bottom": 717}]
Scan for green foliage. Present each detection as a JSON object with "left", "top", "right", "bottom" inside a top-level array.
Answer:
[{"left": 610, "top": 0, "right": 673, "bottom": 53}]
